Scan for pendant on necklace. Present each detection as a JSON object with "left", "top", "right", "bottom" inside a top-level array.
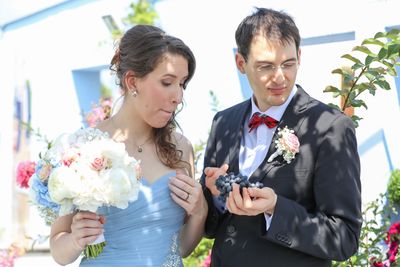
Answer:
[{"left": 137, "top": 146, "right": 143, "bottom": 153}]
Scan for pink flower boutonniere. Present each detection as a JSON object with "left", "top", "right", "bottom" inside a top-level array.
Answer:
[{"left": 267, "top": 126, "right": 300, "bottom": 164}]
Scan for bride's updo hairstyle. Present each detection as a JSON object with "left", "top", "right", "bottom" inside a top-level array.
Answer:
[{"left": 110, "top": 25, "right": 196, "bottom": 169}]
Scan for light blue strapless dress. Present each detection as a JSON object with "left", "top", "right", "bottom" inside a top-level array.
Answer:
[{"left": 80, "top": 172, "right": 185, "bottom": 267}]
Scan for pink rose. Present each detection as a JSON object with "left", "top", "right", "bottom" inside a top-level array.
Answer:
[
  {"left": 16, "top": 161, "right": 36, "bottom": 188},
  {"left": 62, "top": 148, "right": 80, "bottom": 167},
  {"left": 91, "top": 157, "right": 107, "bottom": 171},
  {"left": 38, "top": 163, "right": 52, "bottom": 182},
  {"left": 281, "top": 133, "right": 300, "bottom": 153}
]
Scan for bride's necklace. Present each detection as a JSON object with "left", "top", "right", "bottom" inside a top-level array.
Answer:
[
  {"left": 110, "top": 116, "right": 153, "bottom": 153},
  {"left": 136, "top": 137, "right": 152, "bottom": 153}
]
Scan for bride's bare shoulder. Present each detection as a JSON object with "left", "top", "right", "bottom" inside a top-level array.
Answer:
[
  {"left": 172, "top": 131, "right": 192, "bottom": 153},
  {"left": 93, "top": 119, "right": 114, "bottom": 136}
]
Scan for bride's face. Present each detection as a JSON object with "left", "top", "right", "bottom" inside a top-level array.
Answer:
[{"left": 134, "top": 53, "right": 189, "bottom": 128}]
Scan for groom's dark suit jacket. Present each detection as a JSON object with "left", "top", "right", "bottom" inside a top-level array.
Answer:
[{"left": 201, "top": 85, "right": 362, "bottom": 267}]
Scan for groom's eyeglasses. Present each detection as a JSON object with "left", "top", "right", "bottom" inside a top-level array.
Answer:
[{"left": 256, "top": 60, "right": 298, "bottom": 76}]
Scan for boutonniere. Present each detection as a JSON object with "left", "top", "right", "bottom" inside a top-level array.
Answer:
[{"left": 267, "top": 126, "right": 300, "bottom": 164}]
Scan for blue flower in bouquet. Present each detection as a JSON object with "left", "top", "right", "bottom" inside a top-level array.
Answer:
[
  {"left": 28, "top": 161, "right": 61, "bottom": 225},
  {"left": 30, "top": 173, "right": 60, "bottom": 212}
]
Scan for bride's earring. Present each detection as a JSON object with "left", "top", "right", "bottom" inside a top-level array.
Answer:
[{"left": 130, "top": 90, "right": 138, "bottom": 97}]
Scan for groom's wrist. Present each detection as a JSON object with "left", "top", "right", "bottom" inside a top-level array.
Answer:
[{"left": 264, "top": 192, "right": 277, "bottom": 215}]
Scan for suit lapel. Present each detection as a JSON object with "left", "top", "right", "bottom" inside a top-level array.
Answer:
[
  {"left": 249, "top": 85, "right": 311, "bottom": 183},
  {"left": 226, "top": 100, "right": 251, "bottom": 175}
]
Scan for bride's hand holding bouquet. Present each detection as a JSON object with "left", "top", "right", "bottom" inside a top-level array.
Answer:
[{"left": 69, "top": 211, "right": 106, "bottom": 255}]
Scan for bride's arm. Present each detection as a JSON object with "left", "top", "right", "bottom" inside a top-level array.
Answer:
[
  {"left": 169, "top": 133, "right": 208, "bottom": 257},
  {"left": 179, "top": 193, "right": 208, "bottom": 257},
  {"left": 50, "top": 211, "right": 103, "bottom": 265}
]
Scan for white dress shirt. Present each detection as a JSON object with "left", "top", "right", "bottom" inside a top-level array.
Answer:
[
  {"left": 213, "top": 86, "right": 297, "bottom": 230},
  {"left": 239, "top": 86, "right": 296, "bottom": 229}
]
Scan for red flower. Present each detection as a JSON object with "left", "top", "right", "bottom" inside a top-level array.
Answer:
[
  {"left": 201, "top": 250, "right": 212, "bottom": 267},
  {"left": 375, "top": 221, "right": 400, "bottom": 266},
  {"left": 16, "top": 160, "right": 36, "bottom": 188}
]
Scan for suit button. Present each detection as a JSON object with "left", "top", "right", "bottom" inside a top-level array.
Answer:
[{"left": 226, "top": 225, "right": 236, "bottom": 236}]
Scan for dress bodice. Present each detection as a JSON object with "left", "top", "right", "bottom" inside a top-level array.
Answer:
[{"left": 80, "top": 172, "right": 185, "bottom": 267}]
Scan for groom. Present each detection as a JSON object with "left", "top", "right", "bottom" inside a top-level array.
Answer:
[{"left": 201, "top": 7, "right": 362, "bottom": 267}]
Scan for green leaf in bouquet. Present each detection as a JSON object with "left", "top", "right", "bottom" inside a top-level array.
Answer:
[{"left": 84, "top": 242, "right": 107, "bottom": 259}]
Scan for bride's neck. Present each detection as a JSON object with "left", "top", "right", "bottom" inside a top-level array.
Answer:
[{"left": 110, "top": 108, "right": 153, "bottom": 143}]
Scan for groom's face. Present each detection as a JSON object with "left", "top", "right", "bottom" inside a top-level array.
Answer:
[{"left": 236, "top": 34, "right": 301, "bottom": 112}]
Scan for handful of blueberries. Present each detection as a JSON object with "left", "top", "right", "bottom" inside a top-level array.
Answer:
[{"left": 215, "top": 172, "right": 264, "bottom": 202}]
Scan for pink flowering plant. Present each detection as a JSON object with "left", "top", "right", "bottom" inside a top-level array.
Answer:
[
  {"left": 0, "top": 243, "right": 25, "bottom": 267},
  {"left": 16, "top": 161, "right": 36, "bottom": 189},
  {"left": 268, "top": 126, "right": 300, "bottom": 164},
  {"left": 370, "top": 221, "right": 400, "bottom": 267},
  {"left": 182, "top": 238, "right": 213, "bottom": 267},
  {"left": 85, "top": 98, "right": 113, "bottom": 127}
]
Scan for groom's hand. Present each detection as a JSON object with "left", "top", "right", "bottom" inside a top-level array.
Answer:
[
  {"left": 226, "top": 184, "right": 277, "bottom": 216},
  {"left": 204, "top": 163, "right": 229, "bottom": 196}
]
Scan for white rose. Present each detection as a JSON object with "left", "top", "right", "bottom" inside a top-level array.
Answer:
[
  {"left": 103, "top": 168, "right": 139, "bottom": 209},
  {"left": 48, "top": 166, "right": 80, "bottom": 205}
]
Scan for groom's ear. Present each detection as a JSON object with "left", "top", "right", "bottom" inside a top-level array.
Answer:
[
  {"left": 296, "top": 48, "right": 302, "bottom": 66},
  {"left": 235, "top": 52, "right": 246, "bottom": 74}
]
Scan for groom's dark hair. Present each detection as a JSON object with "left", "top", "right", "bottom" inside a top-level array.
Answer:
[{"left": 235, "top": 7, "right": 301, "bottom": 61}]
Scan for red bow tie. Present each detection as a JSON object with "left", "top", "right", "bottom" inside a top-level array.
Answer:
[{"left": 248, "top": 112, "right": 279, "bottom": 132}]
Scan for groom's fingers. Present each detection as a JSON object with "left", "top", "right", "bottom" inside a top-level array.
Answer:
[
  {"left": 204, "top": 163, "right": 229, "bottom": 178},
  {"left": 221, "top": 163, "right": 229, "bottom": 172},
  {"left": 227, "top": 185, "right": 246, "bottom": 215},
  {"left": 204, "top": 164, "right": 230, "bottom": 196},
  {"left": 231, "top": 184, "right": 243, "bottom": 208},
  {"left": 242, "top": 188, "right": 253, "bottom": 209}
]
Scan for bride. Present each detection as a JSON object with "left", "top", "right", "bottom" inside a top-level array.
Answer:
[{"left": 49, "top": 24, "right": 207, "bottom": 267}]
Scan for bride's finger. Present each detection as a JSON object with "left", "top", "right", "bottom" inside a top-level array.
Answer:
[
  {"left": 174, "top": 173, "right": 196, "bottom": 187},
  {"left": 170, "top": 192, "right": 191, "bottom": 213},
  {"left": 168, "top": 181, "right": 190, "bottom": 201},
  {"left": 169, "top": 176, "right": 193, "bottom": 194}
]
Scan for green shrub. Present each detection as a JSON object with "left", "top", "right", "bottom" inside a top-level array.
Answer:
[
  {"left": 387, "top": 169, "right": 400, "bottom": 206},
  {"left": 183, "top": 238, "right": 213, "bottom": 267}
]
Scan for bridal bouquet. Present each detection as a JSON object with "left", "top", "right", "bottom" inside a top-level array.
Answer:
[{"left": 28, "top": 127, "right": 140, "bottom": 258}]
